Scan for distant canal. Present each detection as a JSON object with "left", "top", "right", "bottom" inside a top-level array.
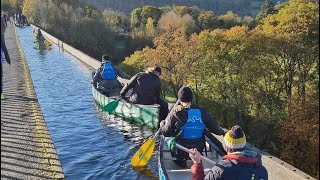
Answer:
[{"left": 16, "top": 26, "right": 158, "bottom": 180}]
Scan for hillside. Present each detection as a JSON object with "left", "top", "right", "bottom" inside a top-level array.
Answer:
[{"left": 82, "top": 0, "right": 284, "bottom": 17}]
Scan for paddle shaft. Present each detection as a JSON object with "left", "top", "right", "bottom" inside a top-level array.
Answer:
[
  {"left": 153, "top": 99, "right": 181, "bottom": 138},
  {"left": 131, "top": 99, "right": 180, "bottom": 167},
  {"left": 175, "top": 143, "right": 216, "bottom": 166}
]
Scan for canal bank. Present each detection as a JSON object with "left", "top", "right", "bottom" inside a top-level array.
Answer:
[{"left": 1, "top": 23, "right": 64, "bottom": 179}]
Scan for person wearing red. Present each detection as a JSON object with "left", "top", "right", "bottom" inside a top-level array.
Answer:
[{"left": 189, "top": 125, "right": 268, "bottom": 180}]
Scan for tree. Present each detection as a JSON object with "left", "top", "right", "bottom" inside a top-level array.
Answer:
[
  {"left": 259, "top": 0, "right": 319, "bottom": 101},
  {"left": 158, "top": 11, "right": 197, "bottom": 36},
  {"left": 103, "top": 9, "right": 129, "bottom": 32},
  {"left": 242, "top": 16, "right": 255, "bottom": 29},
  {"left": 279, "top": 98, "right": 319, "bottom": 179},
  {"left": 198, "top": 11, "right": 219, "bottom": 30},
  {"left": 145, "top": 17, "right": 156, "bottom": 37},
  {"left": 219, "top": 11, "right": 242, "bottom": 29},
  {"left": 140, "top": 5, "right": 162, "bottom": 26},
  {"left": 173, "top": 6, "right": 200, "bottom": 20},
  {"left": 255, "top": 0, "right": 277, "bottom": 23},
  {"left": 130, "top": 8, "right": 142, "bottom": 27},
  {"left": 1, "top": 0, "right": 23, "bottom": 13}
]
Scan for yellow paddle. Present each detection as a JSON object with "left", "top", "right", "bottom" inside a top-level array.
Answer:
[{"left": 131, "top": 99, "right": 181, "bottom": 167}]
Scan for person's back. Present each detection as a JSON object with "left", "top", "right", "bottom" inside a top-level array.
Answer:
[
  {"left": 36, "top": 30, "right": 45, "bottom": 43},
  {"left": 92, "top": 55, "right": 130, "bottom": 97},
  {"left": 129, "top": 72, "right": 160, "bottom": 104},
  {"left": 120, "top": 67, "right": 161, "bottom": 105},
  {"left": 98, "top": 61, "right": 119, "bottom": 92},
  {"left": 204, "top": 157, "right": 267, "bottom": 180},
  {"left": 161, "top": 87, "right": 227, "bottom": 168}
]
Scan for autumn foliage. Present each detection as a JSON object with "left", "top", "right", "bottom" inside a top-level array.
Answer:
[{"left": 120, "top": 0, "right": 319, "bottom": 177}]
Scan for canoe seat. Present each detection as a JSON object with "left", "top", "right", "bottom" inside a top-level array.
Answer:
[{"left": 166, "top": 168, "right": 212, "bottom": 173}]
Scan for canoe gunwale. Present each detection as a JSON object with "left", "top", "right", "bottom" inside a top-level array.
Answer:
[
  {"left": 159, "top": 136, "right": 170, "bottom": 180},
  {"left": 92, "top": 85, "right": 160, "bottom": 128}
]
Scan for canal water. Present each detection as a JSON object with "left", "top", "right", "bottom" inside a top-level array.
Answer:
[{"left": 16, "top": 26, "right": 159, "bottom": 180}]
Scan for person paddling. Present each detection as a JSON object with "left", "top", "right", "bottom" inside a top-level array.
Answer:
[
  {"left": 119, "top": 66, "right": 169, "bottom": 122},
  {"left": 91, "top": 55, "right": 130, "bottom": 97},
  {"left": 160, "top": 86, "right": 227, "bottom": 168}
]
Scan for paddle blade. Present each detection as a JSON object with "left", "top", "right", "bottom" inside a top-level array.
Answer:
[
  {"left": 131, "top": 138, "right": 156, "bottom": 167},
  {"left": 103, "top": 100, "right": 119, "bottom": 113}
]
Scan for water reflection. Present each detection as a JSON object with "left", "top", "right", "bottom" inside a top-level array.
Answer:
[{"left": 95, "top": 103, "right": 160, "bottom": 179}]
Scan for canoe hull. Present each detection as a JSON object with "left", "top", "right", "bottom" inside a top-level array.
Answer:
[{"left": 92, "top": 85, "right": 160, "bottom": 128}]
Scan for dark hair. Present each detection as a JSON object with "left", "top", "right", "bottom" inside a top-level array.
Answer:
[
  {"left": 102, "top": 54, "right": 110, "bottom": 61},
  {"left": 146, "top": 66, "right": 161, "bottom": 75},
  {"left": 154, "top": 66, "right": 161, "bottom": 75}
]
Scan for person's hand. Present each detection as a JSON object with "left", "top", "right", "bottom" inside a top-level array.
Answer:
[
  {"left": 223, "top": 128, "right": 228, "bottom": 136},
  {"left": 167, "top": 137, "right": 176, "bottom": 151},
  {"left": 189, "top": 148, "right": 201, "bottom": 164},
  {"left": 119, "top": 92, "right": 125, "bottom": 98},
  {"left": 90, "top": 80, "right": 94, "bottom": 84},
  {"left": 159, "top": 120, "right": 165, "bottom": 128}
]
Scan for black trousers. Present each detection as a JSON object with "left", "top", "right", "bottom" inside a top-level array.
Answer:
[
  {"left": 158, "top": 98, "right": 169, "bottom": 123},
  {"left": 1, "top": 63, "right": 3, "bottom": 94},
  {"left": 172, "top": 138, "right": 206, "bottom": 161}
]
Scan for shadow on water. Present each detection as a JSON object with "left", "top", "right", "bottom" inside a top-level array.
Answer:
[
  {"left": 94, "top": 103, "right": 160, "bottom": 179},
  {"left": 133, "top": 167, "right": 158, "bottom": 180}
]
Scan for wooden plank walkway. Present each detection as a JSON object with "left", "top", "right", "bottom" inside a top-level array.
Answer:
[{"left": 1, "top": 23, "right": 64, "bottom": 179}]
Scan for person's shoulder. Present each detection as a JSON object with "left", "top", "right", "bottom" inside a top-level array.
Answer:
[
  {"left": 209, "top": 160, "right": 233, "bottom": 177},
  {"left": 191, "top": 105, "right": 207, "bottom": 112},
  {"left": 218, "top": 159, "right": 234, "bottom": 168},
  {"left": 134, "top": 72, "right": 145, "bottom": 77},
  {"left": 174, "top": 105, "right": 185, "bottom": 113}
]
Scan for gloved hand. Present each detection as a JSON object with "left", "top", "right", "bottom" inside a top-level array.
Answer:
[
  {"left": 159, "top": 120, "right": 165, "bottom": 128},
  {"left": 167, "top": 137, "right": 176, "bottom": 151}
]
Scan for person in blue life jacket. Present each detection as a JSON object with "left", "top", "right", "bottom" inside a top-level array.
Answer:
[
  {"left": 189, "top": 125, "right": 268, "bottom": 180},
  {"left": 1, "top": 17, "right": 11, "bottom": 100},
  {"left": 160, "top": 86, "right": 228, "bottom": 168},
  {"left": 91, "top": 54, "right": 130, "bottom": 97}
]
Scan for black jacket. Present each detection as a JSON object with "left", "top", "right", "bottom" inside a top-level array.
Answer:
[
  {"left": 120, "top": 72, "right": 161, "bottom": 105},
  {"left": 204, "top": 156, "right": 268, "bottom": 180},
  {"left": 192, "top": 152, "right": 268, "bottom": 180},
  {"left": 161, "top": 104, "right": 226, "bottom": 160},
  {"left": 1, "top": 34, "right": 10, "bottom": 64}
]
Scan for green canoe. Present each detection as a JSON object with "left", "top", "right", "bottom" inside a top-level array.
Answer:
[
  {"left": 158, "top": 136, "right": 222, "bottom": 180},
  {"left": 92, "top": 85, "right": 160, "bottom": 128},
  {"left": 33, "top": 42, "right": 46, "bottom": 50}
]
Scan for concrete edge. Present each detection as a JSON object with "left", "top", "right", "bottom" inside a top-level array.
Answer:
[
  {"left": 14, "top": 25, "right": 65, "bottom": 179},
  {"left": 30, "top": 24, "right": 101, "bottom": 70}
]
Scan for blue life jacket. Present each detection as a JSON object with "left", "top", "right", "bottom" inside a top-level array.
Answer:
[
  {"left": 180, "top": 109, "right": 206, "bottom": 140},
  {"left": 101, "top": 62, "right": 116, "bottom": 80}
]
